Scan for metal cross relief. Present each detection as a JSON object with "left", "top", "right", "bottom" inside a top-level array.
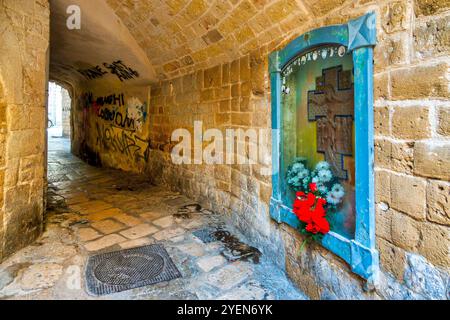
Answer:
[{"left": 307, "top": 66, "right": 354, "bottom": 180}]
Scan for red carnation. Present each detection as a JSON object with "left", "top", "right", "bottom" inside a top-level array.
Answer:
[
  {"left": 309, "top": 183, "right": 318, "bottom": 192},
  {"left": 305, "top": 197, "right": 330, "bottom": 234},
  {"left": 293, "top": 190, "right": 330, "bottom": 235},
  {"left": 293, "top": 192, "right": 315, "bottom": 224}
]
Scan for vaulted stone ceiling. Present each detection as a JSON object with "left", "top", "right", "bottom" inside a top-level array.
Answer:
[
  {"left": 50, "top": 0, "right": 353, "bottom": 87},
  {"left": 107, "top": 0, "right": 315, "bottom": 80}
]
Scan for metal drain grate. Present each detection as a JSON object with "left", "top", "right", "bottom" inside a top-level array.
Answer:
[{"left": 85, "top": 244, "right": 181, "bottom": 296}]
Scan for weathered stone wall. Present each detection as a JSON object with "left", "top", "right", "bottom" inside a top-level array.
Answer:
[
  {"left": 142, "top": 0, "right": 450, "bottom": 299},
  {"left": 68, "top": 0, "right": 450, "bottom": 299},
  {"left": 0, "top": 0, "right": 50, "bottom": 262},
  {"left": 146, "top": 47, "right": 282, "bottom": 263},
  {"left": 369, "top": 0, "right": 450, "bottom": 299}
]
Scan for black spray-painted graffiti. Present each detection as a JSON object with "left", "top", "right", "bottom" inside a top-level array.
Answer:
[
  {"left": 77, "top": 66, "right": 107, "bottom": 80},
  {"left": 97, "top": 107, "right": 135, "bottom": 131},
  {"left": 103, "top": 60, "right": 140, "bottom": 82},
  {"left": 95, "top": 93, "right": 125, "bottom": 107},
  {"left": 96, "top": 123, "right": 150, "bottom": 162},
  {"left": 78, "top": 60, "right": 139, "bottom": 82},
  {"left": 84, "top": 92, "right": 147, "bottom": 133}
]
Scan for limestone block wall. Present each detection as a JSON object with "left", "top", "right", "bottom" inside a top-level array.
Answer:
[
  {"left": 146, "top": 48, "right": 278, "bottom": 258},
  {"left": 0, "top": 0, "right": 50, "bottom": 261},
  {"left": 143, "top": 0, "right": 450, "bottom": 299}
]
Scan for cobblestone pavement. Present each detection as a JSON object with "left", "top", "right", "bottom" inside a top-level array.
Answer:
[{"left": 0, "top": 136, "right": 306, "bottom": 300}]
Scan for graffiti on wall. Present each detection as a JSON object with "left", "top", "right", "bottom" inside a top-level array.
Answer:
[
  {"left": 95, "top": 93, "right": 125, "bottom": 107},
  {"left": 125, "top": 97, "right": 148, "bottom": 131},
  {"left": 77, "top": 66, "right": 108, "bottom": 80},
  {"left": 97, "top": 107, "right": 135, "bottom": 131},
  {"left": 81, "top": 91, "right": 149, "bottom": 164},
  {"left": 96, "top": 122, "right": 150, "bottom": 163},
  {"left": 103, "top": 60, "right": 140, "bottom": 82},
  {"left": 78, "top": 60, "right": 139, "bottom": 82},
  {"left": 88, "top": 94, "right": 147, "bottom": 132}
]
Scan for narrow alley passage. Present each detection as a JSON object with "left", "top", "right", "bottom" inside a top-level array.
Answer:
[{"left": 0, "top": 136, "right": 305, "bottom": 300}]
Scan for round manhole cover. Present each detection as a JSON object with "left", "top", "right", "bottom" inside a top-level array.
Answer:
[{"left": 94, "top": 252, "right": 165, "bottom": 286}]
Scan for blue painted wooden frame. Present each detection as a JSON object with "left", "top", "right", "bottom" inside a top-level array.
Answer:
[{"left": 269, "top": 12, "right": 379, "bottom": 284}]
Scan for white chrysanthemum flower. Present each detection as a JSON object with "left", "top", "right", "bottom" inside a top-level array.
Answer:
[
  {"left": 292, "top": 162, "right": 305, "bottom": 171},
  {"left": 315, "top": 161, "right": 330, "bottom": 171},
  {"left": 326, "top": 193, "right": 341, "bottom": 205},
  {"left": 317, "top": 183, "right": 328, "bottom": 194},
  {"left": 326, "top": 184, "right": 345, "bottom": 205},
  {"left": 330, "top": 183, "right": 345, "bottom": 199},
  {"left": 312, "top": 176, "right": 319, "bottom": 184},
  {"left": 317, "top": 169, "right": 333, "bottom": 182},
  {"left": 298, "top": 168, "right": 309, "bottom": 179}
]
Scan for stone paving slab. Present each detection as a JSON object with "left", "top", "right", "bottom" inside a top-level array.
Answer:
[
  {"left": 120, "top": 224, "right": 159, "bottom": 240},
  {"left": 20, "top": 263, "right": 64, "bottom": 291},
  {"left": 84, "top": 234, "right": 127, "bottom": 252},
  {"left": 113, "top": 214, "right": 142, "bottom": 227},
  {"left": 153, "top": 227, "right": 186, "bottom": 241},
  {"left": 78, "top": 228, "right": 102, "bottom": 242},
  {"left": 119, "top": 238, "right": 154, "bottom": 249},
  {"left": 0, "top": 137, "right": 307, "bottom": 300},
  {"left": 91, "top": 219, "right": 127, "bottom": 234},
  {"left": 197, "top": 255, "right": 226, "bottom": 272},
  {"left": 153, "top": 216, "right": 175, "bottom": 228},
  {"left": 86, "top": 208, "right": 124, "bottom": 221}
]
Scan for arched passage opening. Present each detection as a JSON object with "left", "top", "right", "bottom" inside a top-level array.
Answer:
[
  {"left": 48, "top": 82, "right": 71, "bottom": 139},
  {"left": 47, "top": 81, "right": 72, "bottom": 153}
]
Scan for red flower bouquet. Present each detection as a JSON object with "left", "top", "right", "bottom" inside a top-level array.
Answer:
[
  {"left": 286, "top": 159, "right": 346, "bottom": 250},
  {"left": 293, "top": 183, "right": 331, "bottom": 248}
]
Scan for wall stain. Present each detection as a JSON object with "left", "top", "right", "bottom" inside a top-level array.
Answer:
[{"left": 193, "top": 227, "right": 261, "bottom": 264}]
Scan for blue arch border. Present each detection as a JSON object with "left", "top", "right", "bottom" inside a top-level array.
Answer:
[{"left": 269, "top": 12, "right": 379, "bottom": 284}]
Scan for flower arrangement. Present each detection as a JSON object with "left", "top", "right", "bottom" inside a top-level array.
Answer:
[{"left": 286, "top": 158, "right": 345, "bottom": 247}]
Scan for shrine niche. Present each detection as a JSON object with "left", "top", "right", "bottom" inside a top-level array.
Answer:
[{"left": 269, "top": 12, "right": 379, "bottom": 284}]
